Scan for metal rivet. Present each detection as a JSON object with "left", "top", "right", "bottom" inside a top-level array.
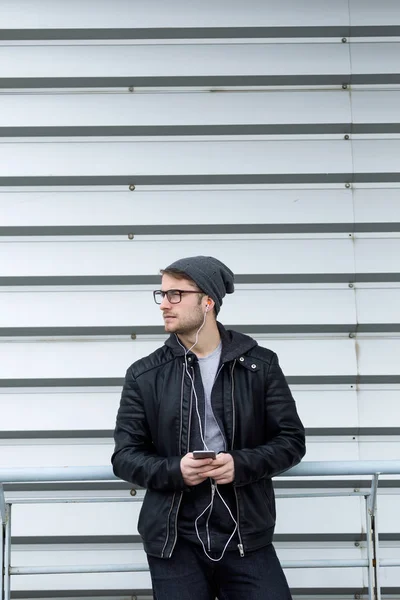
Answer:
[
  {"left": 344, "top": 134, "right": 350, "bottom": 140},
  {"left": 348, "top": 283, "right": 354, "bottom": 288},
  {"left": 342, "top": 37, "right": 347, "bottom": 43},
  {"left": 128, "top": 87, "right": 134, "bottom": 92},
  {"left": 251, "top": 364, "right": 257, "bottom": 369},
  {"left": 131, "top": 333, "right": 137, "bottom": 340},
  {"left": 349, "top": 332, "right": 356, "bottom": 339},
  {"left": 239, "top": 357, "right": 244, "bottom": 362},
  {"left": 129, "top": 184, "right": 135, "bottom": 191},
  {"left": 354, "top": 542, "right": 360, "bottom": 548},
  {"left": 130, "top": 489, "right": 137, "bottom": 496},
  {"left": 128, "top": 232, "right": 134, "bottom": 240},
  {"left": 342, "top": 84, "right": 348, "bottom": 90},
  {"left": 345, "top": 182, "right": 351, "bottom": 188}
]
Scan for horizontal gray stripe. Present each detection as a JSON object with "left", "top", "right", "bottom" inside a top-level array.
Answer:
[
  {"left": 306, "top": 427, "right": 400, "bottom": 436},
  {"left": 353, "top": 123, "right": 400, "bottom": 134},
  {"left": 352, "top": 74, "right": 400, "bottom": 85},
  {"left": 0, "top": 378, "right": 125, "bottom": 387},
  {"left": 1, "top": 26, "right": 399, "bottom": 41},
  {"left": 10, "top": 588, "right": 400, "bottom": 599},
  {"left": 4, "top": 323, "right": 400, "bottom": 337},
  {"left": 2, "top": 223, "right": 400, "bottom": 236},
  {"left": 12, "top": 535, "right": 142, "bottom": 545},
  {"left": 4, "top": 123, "right": 400, "bottom": 137},
  {"left": 0, "top": 75, "right": 351, "bottom": 89},
  {"left": 0, "top": 173, "right": 355, "bottom": 186},
  {"left": 2, "top": 375, "right": 400, "bottom": 388},
  {"left": 5, "top": 478, "right": 400, "bottom": 492},
  {"left": 2, "top": 173, "right": 400, "bottom": 186},
  {"left": 0, "top": 430, "right": 113, "bottom": 439},
  {"left": 1, "top": 427, "right": 398, "bottom": 440},
  {"left": 0, "top": 124, "right": 354, "bottom": 137},
  {"left": 0, "top": 324, "right": 359, "bottom": 336},
  {"left": 4, "top": 482, "right": 131, "bottom": 491},
  {"left": 11, "top": 533, "right": 400, "bottom": 545},
  {"left": 11, "top": 592, "right": 152, "bottom": 600},
  {"left": 3, "top": 273, "right": 400, "bottom": 286},
  {"left": 2, "top": 74, "right": 400, "bottom": 89}
]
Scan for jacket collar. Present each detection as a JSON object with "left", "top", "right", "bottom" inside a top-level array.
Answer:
[{"left": 164, "top": 321, "right": 257, "bottom": 363}]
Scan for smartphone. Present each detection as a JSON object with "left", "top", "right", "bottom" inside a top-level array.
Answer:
[{"left": 192, "top": 450, "right": 216, "bottom": 460}]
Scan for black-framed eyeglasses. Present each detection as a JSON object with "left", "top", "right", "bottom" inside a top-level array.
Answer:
[{"left": 153, "top": 289, "right": 203, "bottom": 305}]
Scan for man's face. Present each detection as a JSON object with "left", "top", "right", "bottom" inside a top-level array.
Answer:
[{"left": 159, "top": 274, "right": 205, "bottom": 335}]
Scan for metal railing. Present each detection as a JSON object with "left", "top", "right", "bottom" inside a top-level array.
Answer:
[{"left": 1, "top": 460, "right": 400, "bottom": 600}]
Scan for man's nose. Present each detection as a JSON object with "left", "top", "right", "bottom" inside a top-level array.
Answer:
[{"left": 160, "top": 294, "right": 171, "bottom": 309}]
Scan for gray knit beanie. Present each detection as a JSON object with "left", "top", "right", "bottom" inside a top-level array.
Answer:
[{"left": 163, "top": 255, "right": 234, "bottom": 314}]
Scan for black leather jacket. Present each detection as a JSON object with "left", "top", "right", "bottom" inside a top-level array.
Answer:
[{"left": 112, "top": 323, "right": 306, "bottom": 558}]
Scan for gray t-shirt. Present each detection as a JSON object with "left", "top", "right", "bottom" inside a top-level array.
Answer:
[{"left": 198, "top": 342, "right": 226, "bottom": 453}]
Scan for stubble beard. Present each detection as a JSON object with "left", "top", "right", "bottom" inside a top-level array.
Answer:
[{"left": 164, "top": 307, "right": 204, "bottom": 337}]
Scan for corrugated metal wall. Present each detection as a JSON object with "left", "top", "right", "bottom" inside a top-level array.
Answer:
[{"left": 1, "top": 1, "right": 400, "bottom": 597}]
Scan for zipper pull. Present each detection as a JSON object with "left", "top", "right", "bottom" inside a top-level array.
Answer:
[{"left": 238, "top": 543, "right": 244, "bottom": 557}]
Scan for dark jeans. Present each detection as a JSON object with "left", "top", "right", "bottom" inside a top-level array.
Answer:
[{"left": 147, "top": 538, "right": 292, "bottom": 600}]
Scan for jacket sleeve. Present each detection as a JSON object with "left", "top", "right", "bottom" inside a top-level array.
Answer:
[
  {"left": 111, "top": 366, "right": 187, "bottom": 491},
  {"left": 231, "top": 352, "right": 306, "bottom": 486}
]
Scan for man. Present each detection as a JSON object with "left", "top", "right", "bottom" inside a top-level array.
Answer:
[{"left": 112, "top": 255, "right": 306, "bottom": 599}]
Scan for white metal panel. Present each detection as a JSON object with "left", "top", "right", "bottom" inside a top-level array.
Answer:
[
  {"left": 0, "top": 338, "right": 357, "bottom": 379},
  {"left": 356, "top": 288, "right": 400, "bottom": 323},
  {"left": 11, "top": 546, "right": 366, "bottom": 592},
  {"left": 0, "top": 288, "right": 356, "bottom": 327},
  {"left": 357, "top": 338, "right": 400, "bottom": 376},
  {"left": 1, "top": 91, "right": 352, "bottom": 127},
  {"left": 0, "top": 441, "right": 112, "bottom": 468},
  {"left": 353, "top": 188, "right": 400, "bottom": 223},
  {"left": 0, "top": 188, "right": 355, "bottom": 227},
  {"left": 0, "top": 390, "right": 119, "bottom": 431},
  {"left": 359, "top": 438, "right": 400, "bottom": 461},
  {"left": 12, "top": 502, "right": 140, "bottom": 536},
  {"left": 355, "top": 238, "right": 400, "bottom": 273},
  {"left": 10, "top": 571, "right": 152, "bottom": 593},
  {"left": 275, "top": 496, "right": 362, "bottom": 534},
  {"left": 0, "top": 43, "right": 350, "bottom": 79},
  {"left": 0, "top": 438, "right": 365, "bottom": 467},
  {"left": 11, "top": 547, "right": 150, "bottom": 593},
  {"left": 294, "top": 389, "right": 358, "bottom": 428},
  {"left": 358, "top": 389, "right": 400, "bottom": 427},
  {"left": 352, "top": 91, "right": 400, "bottom": 125},
  {"left": 353, "top": 140, "right": 400, "bottom": 175},
  {"left": 375, "top": 495, "right": 400, "bottom": 533},
  {"left": 305, "top": 439, "right": 359, "bottom": 461},
  {"left": 379, "top": 545, "right": 400, "bottom": 588},
  {"left": 350, "top": 43, "right": 400, "bottom": 75},
  {"left": 0, "top": 140, "right": 352, "bottom": 177},
  {"left": 0, "top": 0, "right": 350, "bottom": 28},
  {"left": 0, "top": 387, "right": 361, "bottom": 431},
  {"left": 10, "top": 496, "right": 360, "bottom": 537},
  {"left": 350, "top": 0, "right": 400, "bottom": 26},
  {"left": 0, "top": 238, "right": 355, "bottom": 276}
]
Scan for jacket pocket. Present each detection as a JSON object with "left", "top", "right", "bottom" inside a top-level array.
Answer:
[
  {"left": 137, "top": 488, "right": 174, "bottom": 545},
  {"left": 238, "top": 479, "right": 275, "bottom": 532}
]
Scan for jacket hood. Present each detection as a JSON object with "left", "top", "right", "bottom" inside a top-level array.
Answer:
[{"left": 164, "top": 321, "right": 258, "bottom": 363}]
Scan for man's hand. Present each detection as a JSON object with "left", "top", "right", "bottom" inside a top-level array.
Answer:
[
  {"left": 180, "top": 453, "right": 216, "bottom": 486},
  {"left": 200, "top": 453, "right": 235, "bottom": 485}
]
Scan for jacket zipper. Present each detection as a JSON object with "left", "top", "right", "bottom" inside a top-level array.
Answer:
[
  {"left": 168, "top": 491, "right": 183, "bottom": 558},
  {"left": 161, "top": 491, "right": 176, "bottom": 558},
  {"left": 230, "top": 359, "right": 245, "bottom": 557},
  {"left": 163, "top": 361, "right": 193, "bottom": 558}
]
